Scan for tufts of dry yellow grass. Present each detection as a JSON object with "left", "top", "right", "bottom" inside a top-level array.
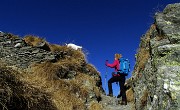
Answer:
[
  {"left": 134, "top": 24, "right": 155, "bottom": 74},
  {"left": 49, "top": 44, "right": 64, "bottom": 53},
  {"left": 1, "top": 34, "right": 102, "bottom": 110},
  {"left": 29, "top": 59, "right": 84, "bottom": 80},
  {"left": 28, "top": 59, "right": 82, "bottom": 80},
  {"left": 30, "top": 61, "right": 62, "bottom": 80},
  {"left": 135, "top": 48, "right": 150, "bottom": 73},
  {"left": 21, "top": 61, "right": 101, "bottom": 110},
  {"left": 89, "top": 101, "right": 103, "bottom": 110},
  {"left": 49, "top": 43, "right": 87, "bottom": 64},
  {"left": 0, "top": 62, "right": 57, "bottom": 110},
  {"left": 4, "top": 33, "right": 20, "bottom": 40},
  {"left": 140, "top": 89, "right": 149, "bottom": 108},
  {"left": 56, "top": 58, "right": 83, "bottom": 71},
  {"left": 23, "top": 35, "right": 47, "bottom": 47},
  {"left": 126, "top": 87, "right": 134, "bottom": 102},
  {"left": 21, "top": 70, "right": 86, "bottom": 110},
  {"left": 86, "top": 64, "right": 100, "bottom": 76},
  {"left": 64, "top": 47, "right": 86, "bottom": 62},
  {"left": 53, "top": 90, "right": 85, "bottom": 110}
]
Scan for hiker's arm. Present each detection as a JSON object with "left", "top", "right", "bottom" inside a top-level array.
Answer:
[{"left": 106, "top": 60, "right": 118, "bottom": 68}]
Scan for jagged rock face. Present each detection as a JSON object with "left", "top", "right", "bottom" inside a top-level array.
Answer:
[
  {"left": 0, "top": 34, "right": 61, "bottom": 68},
  {"left": 132, "top": 3, "right": 180, "bottom": 110}
]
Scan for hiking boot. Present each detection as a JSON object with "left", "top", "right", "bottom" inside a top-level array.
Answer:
[
  {"left": 107, "top": 94, "right": 113, "bottom": 97},
  {"left": 119, "top": 101, "right": 127, "bottom": 105},
  {"left": 117, "top": 94, "right": 122, "bottom": 98}
]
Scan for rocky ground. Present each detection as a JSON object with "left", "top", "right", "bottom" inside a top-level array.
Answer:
[{"left": 100, "top": 94, "right": 135, "bottom": 110}]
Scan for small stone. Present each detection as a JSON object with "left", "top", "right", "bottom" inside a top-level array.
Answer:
[{"left": 14, "top": 43, "right": 22, "bottom": 48}]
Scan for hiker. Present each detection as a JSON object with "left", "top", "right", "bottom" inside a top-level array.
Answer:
[{"left": 105, "top": 53, "right": 127, "bottom": 105}]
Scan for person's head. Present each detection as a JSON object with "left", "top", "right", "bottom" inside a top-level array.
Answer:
[{"left": 115, "top": 53, "right": 122, "bottom": 60}]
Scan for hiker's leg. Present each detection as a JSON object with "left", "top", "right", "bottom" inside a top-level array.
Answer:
[
  {"left": 108, "top": 75, "right": 119, "bottom": 95},
  {"left": 117, "top": 89, "right": 122, "bottom": 98},
  {"left": 108, "top": 77, "right": 114, "bottom": 95},
  {"left": 117, "top": 78, "right": 122, "bottom": 98},
  {"left": 119, "top": 75, "right": 127, "bottom": 102}
]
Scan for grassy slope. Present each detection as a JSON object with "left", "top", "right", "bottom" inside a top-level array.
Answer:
[{"left": 0, "top": 35, "right": 103, "bottom": 110}]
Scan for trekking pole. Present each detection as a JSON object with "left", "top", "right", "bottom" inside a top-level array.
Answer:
[{"left": 105, "top": 66, "right": 107, "bottom": 95}]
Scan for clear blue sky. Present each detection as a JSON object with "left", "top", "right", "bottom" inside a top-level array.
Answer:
[{"left": 0, "top": 0, "right": 179, "bottom": 96}]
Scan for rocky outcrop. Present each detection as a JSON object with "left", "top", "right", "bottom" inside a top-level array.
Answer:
[
  {"left": 0, "top": 33, "right": 103, "bottom": 110},
  {"left": 132, "top": 3, "right": 180, "bottom": 110},
  {"left": 0, "top": 33, "right": 63, "bottom": 68}
]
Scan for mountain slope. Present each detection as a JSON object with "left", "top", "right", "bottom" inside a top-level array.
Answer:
[
  {"left": 0, "top": 34, "right": 103, "bottom": 110},
  {"left": 0, "top": 3, "right": 180, "bottom": 110}
]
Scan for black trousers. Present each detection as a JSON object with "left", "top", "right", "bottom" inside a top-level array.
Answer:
[{"left": 108, "top": 73, "right": 127, "bottom": 102}]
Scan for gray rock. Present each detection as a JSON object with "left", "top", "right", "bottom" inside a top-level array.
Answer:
[
  {"left": 20, "top": 46, "right": 32, "bottom": 50},
  {"left": 0, "top": 31, "right": 4, "bottom": 37},
  {"left": 14, "top": 39, "right": 23, "bottom": 43},
  {"left": 44, "top": 55, "right": 55, "bottom": 60},
  {"left": 157, "top": 44, "right": 180, "bottom": 54},
  {"left": 167, "top": 34, "right": 180, "bottom": 44},
  {"left": 150, "top": 38, "right": 170, "bottom": 48},
  {"left": 14, "top": 43, "right": 22, "bottom": 48},
  {"left": 32, "top": 49, "right": 40, "bottom": 54},
  {"left": 133, "top": 3, "right": 180, "bottom": 110}
]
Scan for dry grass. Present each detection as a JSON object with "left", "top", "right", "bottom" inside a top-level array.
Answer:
[
  {"left": 21, "top": 61, "right": 101, "bottom": 110},
  {"left": 49, "top": 43, "right": 87, "bottom": 64},
  {"left": 86, "top": 64, "right": 100, "bottom": 76},
  {"left": 64, "top": 47, "right": 86, "bottom": 62},
  {"left": 89, "top": 101, "right": 103, "bottom": 110},
  {"left": 6, "top": 33, "right": 20, "bottom": 39},
  {"left": 52, "top": 90, "right": 85, "bottom": 110},
  {"left": 1, "top": 34, "right": 102, "bottom": 110},
  {"left": 135, "top": 25, "right": 154, "bottom": 73},
  {"left": 30, "top": 58, "right": 85, "bottom": 80},
  {"left": 151, "top": 24, "right": 156, "bottom": 30},
  {"left": 21, "top": 70, "right": 86, "bottom": 110},
  {"left": 24, "top": 35, "right": 87, "bottom": 64},
  {"left": 23, "top": 35, "right": 46, "bottom": 47},
  {"left": 30, "top": 61, "right": 61, "bottom": 79},
  {"left": 126, "top": 87, "right": 134, "bottom": 102},
  {"left": 0, "top": 46, "right": 101, "bottom": 109},
  {"left": 135, "top": 48, "right": 150, "bottom": 73},
  {"left": 150, "top": 24, "right": 165, "bottom": 41},
  {"left": 49, "top": 44, "right": 64, "bottom": 53},
  {"left": 93, "top": 86, "right": 101, "bottom": 99},
  {"left": 56, "top": 58, "right": 83, "bottom": 71},
  {"left": 0, "top": 62, "right": 56, "bottom": 110},
  {"left": 32, "top": 60, "right": 81, "bottom": 79},
  {"left": 140, "top": 89, "right": 149, "bottom": 108}
]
